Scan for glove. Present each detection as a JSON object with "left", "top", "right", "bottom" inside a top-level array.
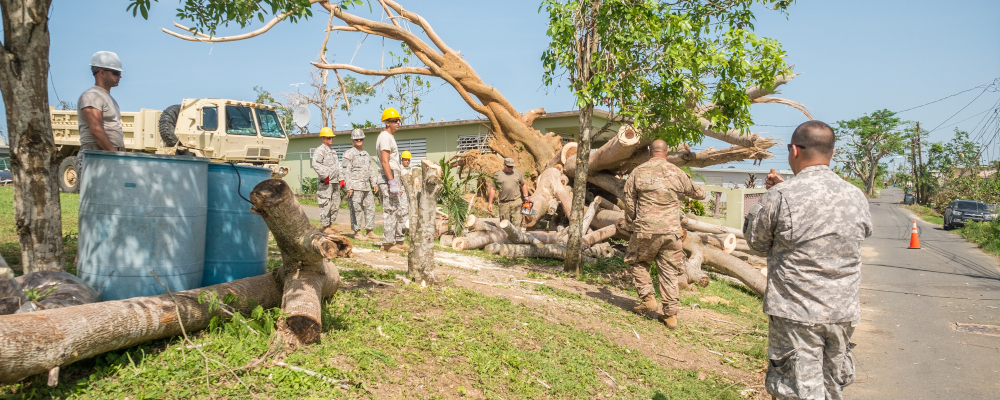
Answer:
[
  {"left": 388, "top": 178, "right": 400, "bottom": 194},
  {"left": 340, "top": 180, "right": 345, "bottom": 189},
  {"left": 323, "top": 176, "right": 330, "bottom": 185}
]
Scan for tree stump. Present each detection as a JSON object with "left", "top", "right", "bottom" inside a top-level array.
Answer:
[{"left": 402, "top": 160, "right": 444, "bottom": 284}]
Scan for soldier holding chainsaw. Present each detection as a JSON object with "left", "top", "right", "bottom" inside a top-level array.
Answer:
[{"left": 488, "top": 157, "right": 530, "bottom": 229}]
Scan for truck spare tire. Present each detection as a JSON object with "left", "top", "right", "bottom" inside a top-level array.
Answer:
[{"left": 159, "top": 104, "right": 181, "bottom": 147}]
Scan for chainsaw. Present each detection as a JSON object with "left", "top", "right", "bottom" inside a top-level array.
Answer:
[{"left": 520, "top": 200, "right": 538, "bottom": 215}]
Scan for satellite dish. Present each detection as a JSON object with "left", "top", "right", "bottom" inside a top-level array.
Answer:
[{"left": 292, "top": 106, "right": 311, "bottom": 128}]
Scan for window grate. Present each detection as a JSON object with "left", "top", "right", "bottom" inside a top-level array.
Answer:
[{"left": 457, "top": 134, "right": 494, "bottom": 154}]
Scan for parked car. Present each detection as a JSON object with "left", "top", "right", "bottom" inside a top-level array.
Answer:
[
  {"left": 0, "top": 170, "right": 11, "bottom": 186},
  {"left": 944, "top": 200, "right": 997, "bottom": 230},
  {"left": 903, "top": 193, "right": 915, "bottom": 205}
]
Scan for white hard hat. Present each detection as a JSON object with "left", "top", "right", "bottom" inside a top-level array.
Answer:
[{"left": 89, "top": 51, "right": 123, "bottom": 72}]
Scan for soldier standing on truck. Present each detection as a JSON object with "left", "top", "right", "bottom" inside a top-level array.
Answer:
[
  {"left": 622, "top": 139, "right": 706, "bottom": 330},
  {"left": 342, "top": 129, "right": 380, "bottom": 240},
  {"left": 376, "top": 108, "right": 409, "bottom": 253},
  {"left": 312, "top": 127, "right": 343, "bottom": 235},
  {"left": 76, "top": 51, "right": 125, "bottom": 172}
]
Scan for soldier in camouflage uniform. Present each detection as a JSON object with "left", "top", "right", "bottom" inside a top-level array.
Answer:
[
  {"left": 743, "top": 120, "right": 873, "bottom": 400},
  {"left": 622, "top": 140, "right": 706, "bottom": 329},
  {"left": 487, "top": 158, "right": 529, "bottom": 229},
  {"left": 311, "top": 127, "right": 342, "bottom": 234},
  {"left": 376, "top": 108, "right": 409, "bottom": 253},
  {"left": 342, "top": 129, "right": 380, "bottom": 240}
]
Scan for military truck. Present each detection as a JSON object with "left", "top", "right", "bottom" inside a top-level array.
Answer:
[{"left": 50, "top": 98, "right": 290, "bottom": 192}]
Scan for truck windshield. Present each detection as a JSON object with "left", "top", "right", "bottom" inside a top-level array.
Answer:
[
  {"left": 225, "top": 105, "right": 258, "bottom": 136},
  {"left": 256, "top": 109, "right": 286, "bottom": 138},
  {"left": 955, "top": 201, "right": 987, "bottom": 212}
]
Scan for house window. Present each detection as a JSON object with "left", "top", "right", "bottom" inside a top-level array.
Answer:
[
  {"left": 457, "top": 134, "right": 493, "bottom": 153},
  {"left": 397, "top": 138, "right": 427, "bottom": 161}
]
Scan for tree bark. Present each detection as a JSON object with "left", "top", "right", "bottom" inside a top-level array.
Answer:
[
  {"left": 731, "top": 250, "right": 767, "bottom": 266},
  {"left": 700, "top": 244, "right": 766, "bottom": 297},
  {"left": 563, "top": 125, "right": 642, "bottom": 178},
  {"left": 522, "top": 167, "right": 567, "bottom": 228},
  {"left": 464, "top": 215, "right": 499, "bottom": 232},
  {"left": 500, "top": 220, "right": 543, "bottom": 247},
  {"left": 564, "top": 100, "right": 595, "bottom": 274},
  {"left": 452, "top": 232, "right": 506, "bottom": 251},
  {"left": 248, "top": 179, "right": 352, "bottom": 344},
  {"left": 580, "top": 225, "right": 616, "bottom": 248},
  {"left": 0, "top": 0, "right": 65, "bottom": 273},
  {"left": 403, "top": 160, "right": 443, "bottom": 284},
  {"left": 580, "top": 196, "right": 602, "bottom": 234},
  {"left": 681, "top": 235, "right": 710, "bottom": 288},
  {"left": 693, "top": 232, "right": 737, "bottom": 254},
  {"left": 0, "top": 273, "right": 283, "bottom": 384},
  {"left": 681, "top": 216, "right": 745, "bottom": 239}
]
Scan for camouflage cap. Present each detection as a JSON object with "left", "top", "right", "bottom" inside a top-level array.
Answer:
[
  {"left": 503, "top": 158, "right": 515, "bottom": 167},
  {"left": 351, "top": 129, "right": 365, "bottom": 140}
]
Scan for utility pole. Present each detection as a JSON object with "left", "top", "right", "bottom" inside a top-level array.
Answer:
[{"left": 911, "top": 133, "right": 919, "bottom": 202}]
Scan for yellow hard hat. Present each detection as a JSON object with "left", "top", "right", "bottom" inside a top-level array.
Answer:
[
  {"left": 401, "top": 150, "right": 412, "bottom": 159},
  {"left": 319, "top": 127, "right": 335, "bottom": 137},
  {"left": 381, "top": 108, "right": 401, "bottom": 121}
]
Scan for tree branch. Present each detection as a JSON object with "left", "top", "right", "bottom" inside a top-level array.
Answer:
[
  {"left": 161, "top": 3, "right": 310, "bottom": 43},
  {"left": 311, "top": 62, "right": 433, "bottom": 77},
  {"left": 753, "top": 96, "right": 813, "bottom": 120}
]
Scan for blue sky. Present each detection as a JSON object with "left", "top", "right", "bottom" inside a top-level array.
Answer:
[{"left": 5, "top": 0, "right": 1000, "bottom": 170}]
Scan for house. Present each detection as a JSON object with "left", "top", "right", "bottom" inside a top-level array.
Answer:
[
  {"left": 691, "top": 167, "right": 794, "bottom": 189},
  {"left": 280, "top": 110, "right": 618, "bottom": 191}
]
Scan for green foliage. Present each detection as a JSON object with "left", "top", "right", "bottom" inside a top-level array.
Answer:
[
  {"left": 437, "top": 157, "right": 481, "bottom": 233},
  {"left": 926, "top": 129, "right": 981, "bottom": 174},
  {"left": 253, "top": 85, "right": 294, "bottom": 133},
  {"left": 540, "top": 0, "right": 792, "bottom": 145},
  {"left": 834, "top": 109, "right": 909, "bottom": 196},
  {"left": 930, "top": 171, "right": 1000, "bottom": 214},
  {"left": 901, "top": 204, "right": 944, "bottom": 226},
  {"left": 958, "top": 221, "right": 1000, "bottom": 258},
  {"left": 300, "top": 177, "right": 318, "bottom": 195},
  {"left": 0, "top": 187, "right": 80, "bottom": 272},
  {"left": 128, "top": 0, "right": 317, "bottom": 36},
  {"left": 23, "top": 286, "right": 57, "bottom": 302},
  {"left": 683, "top": 199, "right": 706, "bottom": 217},
  {"left": 386, "top": 43, "right": 434, "bottom": 124}
]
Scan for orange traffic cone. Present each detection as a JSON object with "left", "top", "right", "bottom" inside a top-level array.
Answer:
[{"left": 908, "top": 220, "right": 920, "bottom": 249}]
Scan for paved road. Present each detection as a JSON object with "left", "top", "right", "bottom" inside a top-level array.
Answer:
[{"left": 846, "top": 188, "right": 1000, "bottom": 399}]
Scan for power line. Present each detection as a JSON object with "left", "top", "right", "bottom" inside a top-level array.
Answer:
[
  {"left": 892, "top": 80, "right": 997, "bottom": 114},
  {"left": 926, "top": 86, "right": 992, "bottom": 134}
]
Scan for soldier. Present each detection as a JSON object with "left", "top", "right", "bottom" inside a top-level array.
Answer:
[
  {"left": 312, "top": 127, "right": 343, "bottom": 235},
  {"left": 376, "top": 108, "right": 410, "bottom": 253},
  {"left": 487, "top": 158, "right": 530, "bottom": 228},
  {"left": 622, "top": 139, "right": 705, "bottom": 329},
  {"left": 744, "top": 120, "right": 872, "bottom": 400},
  {"left": 342, "top": 128, "right": 380, "bottom": 240}
]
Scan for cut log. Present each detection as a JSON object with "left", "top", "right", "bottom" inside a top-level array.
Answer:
[
  {"left": 681, "top": 216, "right": 745, "bottom": 239},
  {"left": 731, "top": 250, "right": 767, "bottom": 266},
  {"left": 0, "top": 274, "right": 283, "bottom": 384},
  {"left": 453, "top": 231, "right": 507, "bottom": 251},
  {"left": 440, "top": 234, "right": 455, "bottom": 247},
  {"left": 500, "top": 220, "right": 543, "bottom": 248},
  {"left": 734, "top": 242, "right": 767, "bottom": 257},
  {"left": 563, "top": 125, "right": 642, "bottom": 178},
  {"left": 682, "top": 235, "right": 710, "bottom": 288},
  {"left": 526, "top": 230, "right": 564, "bottom": 245},
  {"left": 693, "top": 232, "right": 737, "bottom": 254},
  {"left": 248, "top": 179, "right": 352, "bottom": 345},
  {"left": 587, "top": 173, "right": 626, "bottom": 203},
  {"left": 464, "top": 215, "right": 499, "bottom": 232},
  {"left": 581, "top": 196, "right": 602, "bottom": 233},
  {"left": 596, "top": 196, "right": 620, "bottom": 212},
  {"left": 403, "top": 160, "right": 444, "bottom": 284},
  {"left": 592, "top": 210, "right": 624, "bottom": 230},
  {"left": 523, "top": 167, "right": 566, "bottom": 228},
  {"left": 581, "top": 225, "right": 617, "bottom": 248},
  {"left": 700, "top": 244, "right": 766, "bottom": 297}
]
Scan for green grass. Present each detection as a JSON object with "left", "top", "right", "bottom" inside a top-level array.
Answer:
[
  {"left": 901, "top": 203, "right": 945, "bottom": 226},
  {"left": 957, "top": 221, "right": 1000, "bottom": 259},
  {"left": 0, "top": 187, "right": 80, "bottom": 273}
]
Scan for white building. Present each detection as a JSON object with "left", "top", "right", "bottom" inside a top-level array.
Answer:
[{"left": 691, "top": 167, "right": 794, "bottom": 189}]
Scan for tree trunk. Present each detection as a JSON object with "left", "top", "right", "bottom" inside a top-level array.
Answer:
[
  {"left": 731, "top": 250, "right": 767, "bottom": 266},
  {"left": 681, "top": 235, "right": 710, "bottom": 288},
  {"left": 464, "top": 215, "right": 499, "bottom": 232},
  {"left": 700, "top": 244, "right": 766, "bottom": 297},
  {"left": 452, "top": 232, "right": 506, "bottom": 251},
  {"left": 402, "top": 160, "right": 444, "bottom": 284},
  {"left": 0, "top": 0, "right": 65, "bottom": 273},
  {"left": 564, "top": 101, "right": 595, "bottom": 274},
  {"left": 580, "top": 225, "right": 616, "bottom": 248},
  {"left": 248, "top": 179, "right": 352, "bottom": 344},
  {"left": 0, "top": 273, "right": 283, "bottom": 384},
  {"left": 733, "top": 241, "right": 766, "bottom": 257},
  {"left": 693, "top": 232, "right": 737, "bottom": 254},
  {"left": 580, "top": 196, "right": 602, "bottom": 233},
  {"left": 562, "top": 125, "right": 642, "bottom": 178},
  {"left": 500, "top": 220, "right": 543, "bottom": 247},
  {"left": 681, "top": 216, "right": 745, "bottom": 239},
  {"left": 526, "top": 230, "right": 564, "bottom": 244},
  {"left": 522, "top": 167, "right": 566, "bottom": 228}
]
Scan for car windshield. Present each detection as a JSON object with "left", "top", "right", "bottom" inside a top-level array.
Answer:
[
  {"left": 955, "top": 200, "right": 987, "bottom": 212},
  {"left": 256, "top": 109, "right": 285, "bottom": 138},
  {"left": 225, "top": 105, "right": 258, "bottom": 136}
]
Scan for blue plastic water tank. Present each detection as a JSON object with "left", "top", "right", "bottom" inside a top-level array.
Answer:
[
  {"left": 202, "top": 163, "right": 271, "bottom": 286},
  {"left": 76, "top": 150, "right": 209, "bottom": 301}
]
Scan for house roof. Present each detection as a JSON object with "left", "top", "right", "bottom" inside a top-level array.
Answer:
[{"left": 290, "top": 109, "right": 614, "bottom": 138}]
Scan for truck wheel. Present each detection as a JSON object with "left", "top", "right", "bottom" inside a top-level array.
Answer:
[
  {"left": 58, "top": 156, "right": 80, "bottom": 193},
  {"left": 159, "top": 104, "right": 181, "bottom": 147}
]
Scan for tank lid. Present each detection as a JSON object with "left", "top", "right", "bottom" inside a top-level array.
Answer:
[{"left": 80, "top": 150, "right": 210, "bottom": 163}]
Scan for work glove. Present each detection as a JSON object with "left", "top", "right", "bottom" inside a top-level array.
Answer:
[
  {"left": 340, "top": 180, "right": 345, "bottom": 189},
  {"left": 388, "top": 178, "right": 400, "bottom": 195},
  {"left": 323, "top": 176, "right": 330, "bottom": 185}
]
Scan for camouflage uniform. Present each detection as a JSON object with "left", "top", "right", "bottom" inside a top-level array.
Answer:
[
  {"left": 311, "top": 144, "right": 341, "bottom": 228},
  {"left": 743, "top": 165, "right": 873, "bottom": 400},
  {"left": 622, "top": 157, "right": 705, "bottom": 317},
  {"left": 342, "top": 147, "right": 379, "bottom": 232},
  {"left": 498, "top": 200, "right": 523, "bottom": 228},
  {"left": 376, "top": 130, "right": 406, "bottom": 245}
]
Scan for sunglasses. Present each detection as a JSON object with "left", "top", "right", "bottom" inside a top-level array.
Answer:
[
  {"left": 385, "top": 119, "right": 400, "bottom": 124},
  {"left": 787, "top": 143, "right": 806, "bottom": 151},
  {"left": 104, "top": 69, "right": 121, "bottom": 77}
]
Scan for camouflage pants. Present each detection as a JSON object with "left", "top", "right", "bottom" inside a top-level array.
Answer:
[
  {"left": 624, "top": 232, "right": 685, "bottom": 316},
  {"left": 348, "top": 190, "right": 376, "bottom": 232},
  {"left": 498, "top": 199, "right": 523, "bottom": 229},
  {"left": 766, "top": 315, "right": 857, "bottom": 400},
  {"left": 317, "top": 182, "right": 341, "bottom": 228},
  {"left": 378, "top": 182, "right": 407, "bottom": 245}
]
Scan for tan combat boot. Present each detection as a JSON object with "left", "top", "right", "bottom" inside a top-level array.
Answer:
[
  {"left": 632, "top": 295, "right": 661, "bottom": 316},
  {"left": 395, "top": 241, "right": 411, "bottom": 251},
  {"left": 381, "top": 243, "right": 403, "bottom": 253},
  {"left": 367, "top": 230, "right": 380, "bottom": 240},
  {"left": 658, "top": 314, "right": 678, "bottom": 330},
  {"left": 323, "top": 226, "right": 340, "bottom": 235}
]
